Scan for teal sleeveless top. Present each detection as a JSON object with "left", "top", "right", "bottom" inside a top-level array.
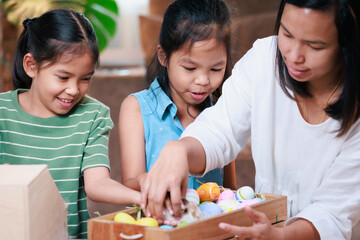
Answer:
[{"left": 132, "top": 79, "right": 223, "bottom": 189}]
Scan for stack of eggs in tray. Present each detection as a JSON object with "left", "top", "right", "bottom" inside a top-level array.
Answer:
[
  {"left": 112, "top": 183, "right": 264, "bottom": 229},
  {"left": 186, "top": 183, "right": 264, "bottom": 219}
]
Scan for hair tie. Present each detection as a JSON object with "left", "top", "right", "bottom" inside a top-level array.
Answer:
[{"left": 23, "top": 18, "right": 33, "bottom": 29}]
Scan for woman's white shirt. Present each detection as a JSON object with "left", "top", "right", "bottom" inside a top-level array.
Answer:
[{"left": 182, "top": 36, "right": 360, "bottom": 239}]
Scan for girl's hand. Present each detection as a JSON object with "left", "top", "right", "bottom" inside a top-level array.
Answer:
[
  {"left": 140, "top": 141, "right": 189, "bottom": 220},
  {"left": 219, "top": 205, "right": 281, "bottom": 240}
]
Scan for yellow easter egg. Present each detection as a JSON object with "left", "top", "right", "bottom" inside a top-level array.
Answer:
[
  {"left": 196, "top": 182, "right": 220, "bottom": 202},
  {"left": 135, "top": 217, "right": 159, "bottom": 227},
  {"left": 114, "top": 212, "right": 136, "bottom": 224}
]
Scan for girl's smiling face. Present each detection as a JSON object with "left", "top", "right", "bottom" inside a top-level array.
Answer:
[
  {"left": 278, "top": 3, "right": 342, "bottom": 86},
  {"left": 21, "top": 50, "right": 95, "bottom": 118}
]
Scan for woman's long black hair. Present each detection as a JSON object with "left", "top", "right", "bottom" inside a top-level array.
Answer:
[{"left": 274, "top": 0, "right": 360, "bottom": 136}]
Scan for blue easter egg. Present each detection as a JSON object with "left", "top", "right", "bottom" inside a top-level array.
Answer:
[
  {"left": 199, "top": 201, "right": 222, "bottom": 219},
  {"left": 160, "top": 225, "right": 174, "bottom": 229}
]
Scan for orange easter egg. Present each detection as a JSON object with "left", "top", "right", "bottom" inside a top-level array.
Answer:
[{"left": 196, "top": 182, "right": 220, "bottom": 202}]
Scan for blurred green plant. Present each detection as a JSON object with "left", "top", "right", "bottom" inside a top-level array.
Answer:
[{"left": 2, "top": 0, "right": 119, "bottom": 52}]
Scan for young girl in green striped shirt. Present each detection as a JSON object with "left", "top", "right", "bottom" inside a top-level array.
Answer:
[{"left": 0, "top": 9, "right": 140, "bottom": 239}]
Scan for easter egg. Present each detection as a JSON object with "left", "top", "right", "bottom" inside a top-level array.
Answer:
[
  {"left": 113, "top": 212, "right": 136, "bottom": 224},
  {"left": 186, "top": 188, "right": 200, "bottom": 205},
  {"left": 217, "top": 199, "right": 242, "bottom": 213},
  {"left": 196, "top": 182, "right": 220, "bottom": 202},
  {"left": 135, "top": 217, "right": 159, "bottom": 227},
  {"left": 160, "top": 225, "right": 174, "bottom": 229},
  {"left": 216, "top": 189, "right": 235, "bottom": 204},
  {"left": 235, "top": 186, "right": 255, "bottom": 202},
  {"left": 177, "top": 222, "right": 188, "bottom": 227},
  {"left": 242, "top": 198, "right": 262, "bottom": 206},
  {"left": 199, "top": 201, "right": 223, "bottom": 219}
]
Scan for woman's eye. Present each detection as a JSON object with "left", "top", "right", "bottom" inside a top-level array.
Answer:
[
  {"left": 309, "top": 45, "right": 323, "bottom": 50},
  {"left": 283, "top": 33, "right": 292, "bottom": 38}
]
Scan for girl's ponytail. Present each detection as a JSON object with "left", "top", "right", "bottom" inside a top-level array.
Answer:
[{"left": 12, "top": 18, "right": 34, "bottom": 89}]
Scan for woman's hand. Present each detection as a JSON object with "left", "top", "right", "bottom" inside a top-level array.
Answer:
[
  {"left": 140, "top": 140, "right": 189, "bottom": 219},
  {"left": 219, "top": 205, "right": 320, "bottom": 240},
  {"left": 219, "top": 205, "right": 281, "bottom": 240}
]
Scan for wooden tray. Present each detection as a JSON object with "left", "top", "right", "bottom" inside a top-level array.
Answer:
[{"left": 88, "top": 193, "right": 287, "bottom": 240}]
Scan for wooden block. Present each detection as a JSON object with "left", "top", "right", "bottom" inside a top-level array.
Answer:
[
  {"left": 88, "top": 193, "right": 287, "bottom": 240},
  {"left": 0, "top": 165, "right": 68, "bottom": 240}
]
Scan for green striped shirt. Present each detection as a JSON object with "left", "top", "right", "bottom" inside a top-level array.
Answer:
[{"left": 0, "top": 89, "right": 114, "bottom": 239}]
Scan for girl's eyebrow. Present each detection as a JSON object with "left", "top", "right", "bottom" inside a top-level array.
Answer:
[
  {"left": 212, "top": 60, "right": 226, "bottom": 66},
  {"left": 57, "top": 69, "right": 95, "bottom": 76},
  {"left": 280, "top": 22, "right": 327, "bottom": 45},
  {"left": 181, "top": 58, "right": 226, "bottom": 66}
]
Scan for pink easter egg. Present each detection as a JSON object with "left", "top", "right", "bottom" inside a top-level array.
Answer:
[{"left": 216, "top": 189, "right": 235, "bottom": 204}]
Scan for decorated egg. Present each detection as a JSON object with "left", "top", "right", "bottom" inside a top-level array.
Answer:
[
  {"left": 235, "top": 186, "right": 255, "bottom": 202},
  {"left": 135, "top": 217, "right": 159, "bottom": 227},
  {"left": 217, "top": 199, "right": 243, "bottom": 213},
  {"left": 199, "top": 201, "right": 223, "bottom": 218},
  {"left": 196, "top": 182, "right": 220, "bottom": 202},
  {"left": 242, "top": 198, "right": 262, "bottom": 206},
  {"left": 254, "top": 197, "right": 264, "bottom": 202},
  {"left": 177, "top": 222, "right": 188, "bottom": 227},
  {"left": 186, "top": 188, "right": 200, "bottom": 205},
  {"left": 160, "top": 225, "right": 174, "bottom": 229},
  {"left": 113, "top": 212, "right": 136, "bottom": 224},
  {"left": 216, "top": 189, "right": 235, "bottom": 204}
]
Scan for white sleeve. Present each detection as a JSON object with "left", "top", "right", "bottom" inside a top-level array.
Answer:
[
  {"left": 181, "top": 38, "right": 271, "bottom": 176},
  {"left": 286, "top": 122, "right": 360, "bottom": 239}
]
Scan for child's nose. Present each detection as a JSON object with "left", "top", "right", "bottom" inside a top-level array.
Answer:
[
  {"left": 194, "top": 73, "right": 210, "bottom": 85},
  {"left": 65, "top": 82, "right": 80, "bottom": 96}
]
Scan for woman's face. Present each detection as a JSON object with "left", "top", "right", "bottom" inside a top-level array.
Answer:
[{"left": 278, "top": 3, "right": 342, "bottom": 85}]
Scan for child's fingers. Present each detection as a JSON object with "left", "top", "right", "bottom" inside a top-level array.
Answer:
[
  {"left": 147, "top": 185, "right": 167, "bottom": 219},
  {"left": 140, "top": 179, "right": 150, "bottom": 211},
  {"left": 169, "top": 184, "right": 185, "bottom": 218},
  {"left": 164, "top": 197, "right": 174, "bottom": 216}
]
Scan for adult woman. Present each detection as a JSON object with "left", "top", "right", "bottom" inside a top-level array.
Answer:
[{"left": 141, "top": 0, "right": 360, "bottom": 239}]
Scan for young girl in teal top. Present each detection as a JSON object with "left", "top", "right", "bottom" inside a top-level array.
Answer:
[
  {"left": 119, "top": 0, "right": 236, "bottom": 192},
  {"left": 0, "top": 9, "right": 140, "bottom": 239}
]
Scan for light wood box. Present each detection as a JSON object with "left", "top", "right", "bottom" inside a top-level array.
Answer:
[
  {"left": 0, "top": 164, "right": 68, "bottom": 240},
  {"left": 88, "top": 193, "right": 287, "bottom": 240}
]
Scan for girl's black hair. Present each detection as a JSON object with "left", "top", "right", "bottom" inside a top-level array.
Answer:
[
  {"left": 13, "top": 9, "right": 99, "bottom": 89},
  {"left": 274, "top": 0, "right": 360, "bottom": 136},
  {"left": 146, "top": 0, "right": 232, "bottom": 111}
]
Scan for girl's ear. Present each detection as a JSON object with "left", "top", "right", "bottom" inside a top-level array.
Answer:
[
  {"left": 157, "top": 45, "right": 167, "bottom": 67},
  {"left": 23, "top": 53, "right": 37, "bottom": 78}
]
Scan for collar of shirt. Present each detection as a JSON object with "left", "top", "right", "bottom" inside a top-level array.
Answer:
[{"left": 151, "top": 78, "right": 178, "bottom": 120}]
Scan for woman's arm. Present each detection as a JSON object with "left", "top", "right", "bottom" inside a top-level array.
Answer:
[
  {"left": 84, "top": 166, "right": 141, "bottom": 205},
  {"left": 118, "top": 95, "right": 147, "bottom": 190}
]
